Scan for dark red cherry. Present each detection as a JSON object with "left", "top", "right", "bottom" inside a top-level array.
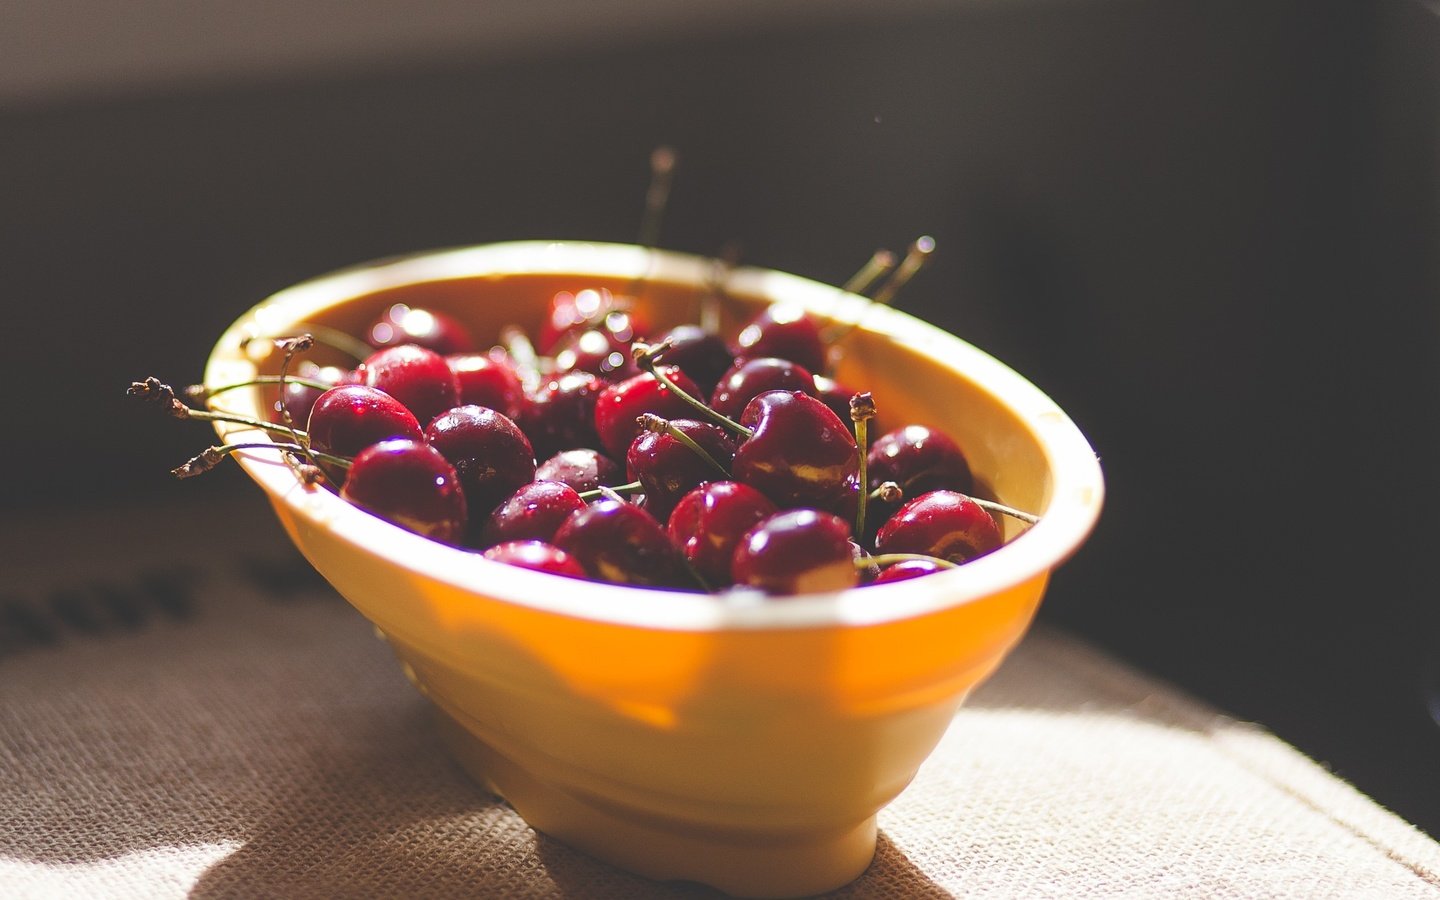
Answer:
[
  {"left": 519, "top": 371, "right": 605, "bottom": 461},
  {"left": 872, "top": 558, "right": 947, "bottom": 584},
  {"left": 340, "top": 439, "right": 466, "bottom": 544},
  {"left": 851, "top": 540, "right": 881, "bottom": 584},
  {"left": 731, "top": 509, "right": 858, "bottom": 595},
  {"left": 534, "top": 448, "right": 623, "bottom": 494},
  {"left": 273, "top": 361, "right": 349, "bottom": 426},
  {"left": 481, "top": 540, "right": 588, "bottom": 578},
  {"left": 735, "top": 303, "right": 828, "bottom": 374},
  {"left": 625, "top": 418, "right": 736, "bottom": 524},
  {"left": 593, "top": 366, "right": 703, "bottom": 460},
  {"left": 667, "top": 482, "right": 776, "bottom": 586},
  {"left": 709, "top": 357, "right": 817, "bottom": 421},
  {"left": 538, "top": 289, "right": 648, "bottom": 353},
  {"left": 447, "top": 353, "right": 524, "bottom": 419},
  {"left": 425, "top": 405, "right": 536, "bottom": 519},
  {"left": 368, "top": 304, "right": 475, "bottom": 355},
  {"left": 480, "top": 481, "right": 587, "bottom": 548},
  {"left": 868, "top": 425, "right": 974, "bottom": 497},
  {"left": 553, "top": 327, "right": 639, "bottom": 382},
  {"left": 552, "top": 499, "right": 690, "bottom": 588},
  {"left": 656, "top": 324, "right": 735, "bottom": 396},
  {"left": 732, "top": 391, "right": 858, "bottom": 510},
  {"left": 306, "top": 384, "right": 423, "bottom": 462},
  {"left": 358, "top": 344, "right": 460, "bottom": 426},
  {"left": 874, "top": 490, "right": 1003, "bottom": 565}
]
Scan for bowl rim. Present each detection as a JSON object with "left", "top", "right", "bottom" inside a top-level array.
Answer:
[{"left": 204, "top": 240, "right": 1104, "bottom": 632}]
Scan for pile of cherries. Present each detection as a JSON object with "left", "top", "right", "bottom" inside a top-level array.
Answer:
[{"left": 155, "top": 285, "right": 1036, "bottom": 596}]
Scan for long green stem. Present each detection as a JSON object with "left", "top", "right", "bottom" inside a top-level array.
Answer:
[
  {"left": 970, "top": 497, "right": 1041, "bottom": 525},
  {"left": 578, "top": 481, "right": 643, "bottom": 501},
  {"left": 637, "top": 414, "right": 730, "bottom": 478},
  {"left": 633, "top": 342, "right": 753, "bottom": 439},
  {"left": 243, "top": 323, "right": 373, "bottom": 362},
  {"left": 171, "top": 442, "right": 350, "bottom": 479},
  {"left": 850, "top": 393, "right": 876, "bottom": 537},
  {"left": 864, "top": 553, "right": 959, "bottom": 570},
  {"left": 827, "top": 238, "right": 933, "bottom": 345},
  {"left": 187, "top": 375, "right": 332, "bottom": 402},
  {"left": 179, "top": 407, "right": 306, "bottom": 439}
]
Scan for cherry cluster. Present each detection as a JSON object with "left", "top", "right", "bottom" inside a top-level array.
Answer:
[{"left": 142, "top": 278, "right": 1037, "bottom": 596}]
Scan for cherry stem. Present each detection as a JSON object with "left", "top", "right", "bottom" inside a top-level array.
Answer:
[
  {"left": 186, "top": 375, "right": 332, "bottom": 403},
  {"left": 128, "top": 377, "right": 308, "bottom": 439},
  {"left": 171, "top": 442, "right": 351, "bottom": 479},
  {"left": 850, "top": 392, "right": 876, "bottom": 537},
  {"left": 273, "top": 335, "right": 323, "bottom": 485},
  {"left": 637, "top": 145, "right": 677, "bottom": 250},
  {"left": 243, "top": 323, "right": 372, "bottom": 362},
  {"left": 864, "top": 553, "right": 960, "bottom": 570},
  {"left": 577, "top": 481, "right": 643, "bottom": 501},
  {"left": 870, "top": 236, "right": 935, "bottom": 308},
  {"left": 184, "top": 408, "right": 308, "bottom": 439},
  {"left": 824, "top": 249, "right": 899, "bottom": 344},
  {"left": 699, "top": 241, "right": 741, "bottom": 334},
  {"left": 843, "top": 249, "right": 898, "bottom": 296},
  {"left": 827, "top": 237, "right": 935, "bottom": 346},
  {"left": 871, "top": 481, "right": 902, "bottom": 503},
  {"left": 636, "top": 414, "right": 730, "bottom": 478},
  {"left": 679, "top": 556, "right": 713, "bottom": 594},
  {"left": 970, "top": 496, "right": 1041, "bottom": 525},
  {"left": 633, "top": 341, "right": 753, "bottom": 439},
  {"left": 501, "top": 325, "right": 545, "bottom": 393}
]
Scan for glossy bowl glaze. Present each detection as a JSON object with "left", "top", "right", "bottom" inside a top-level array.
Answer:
[{"left": 204, "top": 241, "right": 1103, "bottom": 897}]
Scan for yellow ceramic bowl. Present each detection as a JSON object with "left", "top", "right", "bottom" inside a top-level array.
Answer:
[{"left": 204, "top": 241, "right": 1103, "bottom": 897}]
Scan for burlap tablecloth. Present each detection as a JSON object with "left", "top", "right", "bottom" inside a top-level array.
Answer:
[{"left": 4, "top": 497, "right": 1438, "bottom": 898}]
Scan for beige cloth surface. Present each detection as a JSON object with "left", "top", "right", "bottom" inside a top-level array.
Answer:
[{"left": 3, "top": 496, "right": 1438, "bottom": 899}]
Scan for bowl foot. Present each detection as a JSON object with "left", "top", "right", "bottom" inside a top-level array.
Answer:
[{"left": 434, "top": 712, "right": 878, "bottom": 898}]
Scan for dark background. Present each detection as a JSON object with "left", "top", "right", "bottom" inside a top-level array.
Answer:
[{"left": 6, "top": 0, "right": 1437, "bottom": 836}]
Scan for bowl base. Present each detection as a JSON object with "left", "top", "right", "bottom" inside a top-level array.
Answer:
[{"left": 433, "top": 711, "right": 879, "bottom": 898}]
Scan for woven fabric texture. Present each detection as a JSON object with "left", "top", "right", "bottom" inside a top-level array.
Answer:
[{"left": 3, "top": 498, "right": 1437, "bottom": 898}]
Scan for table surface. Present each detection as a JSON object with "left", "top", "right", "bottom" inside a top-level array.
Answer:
[{"left": 3, "top": 497, "right": 1438, "bottom": 898}]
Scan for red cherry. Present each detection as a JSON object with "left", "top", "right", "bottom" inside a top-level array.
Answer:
[
  {"left": 534, "top": 448, "right": 623, "bottom": 494},
  {"left": 358, "top": 344, "right": 460, "bottom": 426},
  {"left": 519, "top": 371, "right": 605, "bottom": 461},
  {"left": 732, "top": 390, "right": 858, "bottom": 510},
  {"left": 425, "top": 405, "right": 536, "bottom": 520},
  {"left": 340, "top": 439, "right": 467, "bottom": 544},
  {"left": 553, "top": 327, "right": 640, "bottom": 382},
  {"left": 480, "top": 481, "right": 587, "bottom": 547},
  {"left": 851, "top": 540, "right": 881, "bottom": 583},
  {"left": 306, "top": 384, "right": 422, "bottom": 461},
  {"left": 368, "top": 304, "right": 475, "bottom": 355},
  {"left": 709, "top": 357, "right": 817, "bottom": 421},
  {"left": 874, "top": 490, "right": 1003, "bottom": 564},
  {"left": 868, "top": 425, "right": 974, "bottom": 497},
  {"left": 552, "top": 499, "right": 690, "bottom": 588},
  {"left": 447, "top": 353, "right": 524, "bottom": 419},
  {"left": 655, "top": 324, "right": 735, "bottom": 396},
  {"left": 538, "top": 289, "right": 649, "bottom": 353},
  {"left": 481, "top": 540, "right": 588, "bottom": 578},
  {"left": 593, "top": 366, "right": 703, "bottom": 460},
  {"left": 667, "top": 482, "right": 776, "bottom": 586},
  {"left": 625, "top": 418, "right": 737, "bottom": 524},
  {"left": 735, "top": 303, "right": 828, "bottom": 374},
  {"left": 872, "top": 558, "right": 947, "bottom": 584},
  {"left": 273, "top": 361, "right": 349, "bottom": 426},
  {"left": 731, "top": 509, "right": 858, "bottom": 595}
]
